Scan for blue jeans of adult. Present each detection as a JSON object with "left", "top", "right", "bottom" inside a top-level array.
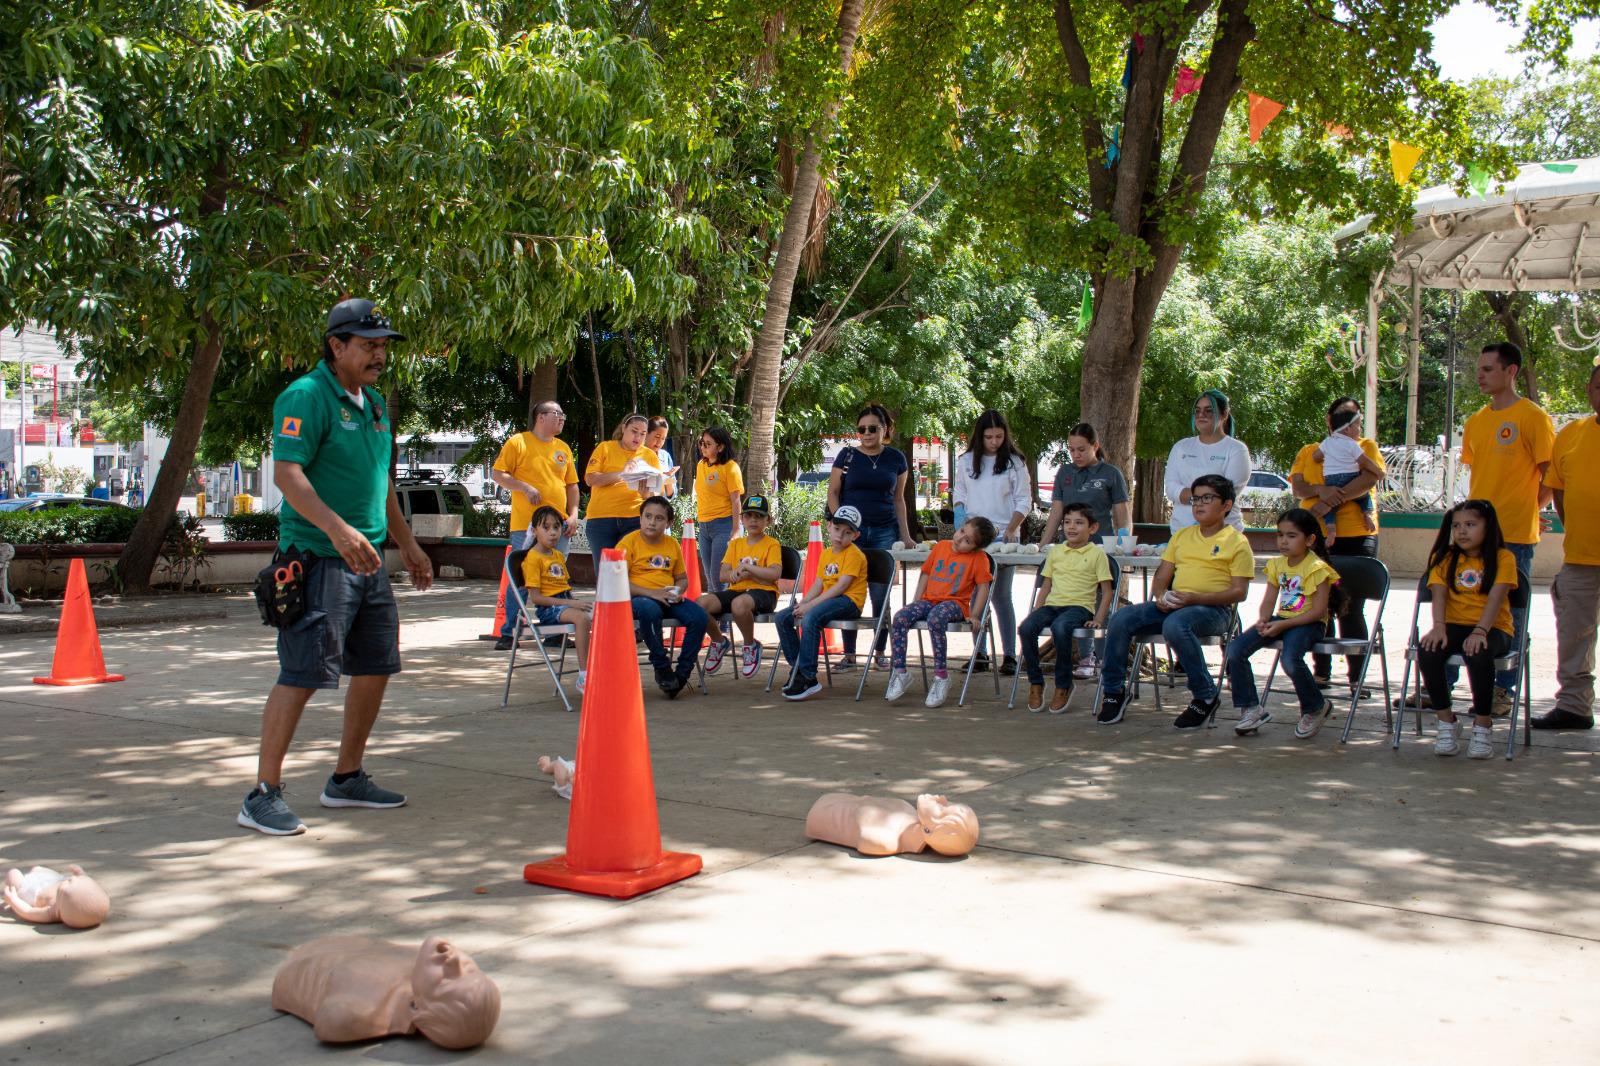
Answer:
[
  {"left": 1019, "top": 604, "right": 1092, "bottom": 688},
  {"left": 585, "top": 516, "right": 640, "bottom": 561},
  {"left": 1227, "top": 619, "right": 1327, "bottom": 712},
  {"left": 500, "top": 526, "right": 571, "bottom": 639},
  {"left": 842, "top": 521, "right": 897, "bottom": 657},
  {"left": 698, "top": 515, "right": 734, "bottom": 593},
  {"left": 776, "top": 597, "right": 862, "bottom": 680},
  {"left": 989, "top": 564, "right": 1017, "bottom": 659},
  {"left": 1101, "top": 601, "right": 1232, "bottom": 702},
  {"left": 631, "top": 595, "right": 708, "bottom": 679}
]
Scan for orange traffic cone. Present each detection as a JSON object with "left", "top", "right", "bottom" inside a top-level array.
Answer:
[
  {"left": 524, "top": 549, "right": 702, "bottom": 899},
  {"left": 479, "top": 546, "right": 512, "bottom": 640},
  {"left": 671, "top": 520, "right": 710, "bottom": 649},
  {"left": 34, "top": 558, "right": 124, "bottom": 686},
  {"left": 801, "top": 521, "right": 843, "bottom": 653}
]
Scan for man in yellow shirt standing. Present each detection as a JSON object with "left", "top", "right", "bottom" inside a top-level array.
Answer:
[
  {"left": 1537, "top": 366, "right": 1600, "bottom": 730},
  {"left": 490, "top": 401, "right": 580, "bottom": 649},
  {"left": 1458, "top": 341, "right": 1554, "bottom": 711}
]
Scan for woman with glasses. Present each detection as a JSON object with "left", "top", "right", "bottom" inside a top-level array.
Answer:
[
  {"left": 827, "top": 405, "right": 913, "bottom": 670},
  {"left": 644, "top": 417, "right": 677, "bottom": 498},
  {"left": 1164, "top": 388, "right": 1251, "bottom": 534},
  {"left": 694, "top": 426, "right": 744, "bottom": 592},
  {"left": 584, "top": 413, "right": 662, "bottom": 558}
]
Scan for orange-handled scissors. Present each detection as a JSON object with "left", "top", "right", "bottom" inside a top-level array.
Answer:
[{"left": 274, "top": 559, "right": 303, "bottom": 584}]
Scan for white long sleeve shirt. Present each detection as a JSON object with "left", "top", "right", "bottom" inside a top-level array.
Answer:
[
  {"left": 953, "top": 452, "right": 1033, "bottom": 540},
  {"left": 1165, "top": 434, "right": 1252, "bottom": 532}
]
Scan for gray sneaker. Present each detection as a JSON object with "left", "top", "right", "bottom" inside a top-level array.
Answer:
[
  {"left": 238, "top": 782, "right": 307, "bottom": 836},
  {"left": 320, "top": 770, "right": 407, "bottom": 809}
]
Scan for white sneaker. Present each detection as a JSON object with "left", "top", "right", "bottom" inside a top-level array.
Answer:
[
  {"left": 1073, "top": 655, "right": 1099, "bottom": 679},
  {"left": 704, "top": 639, "right": 732, "bottom": 674},
  {"left": 1435, "top": 717, "right": 1463, "bottom": 756},
  {"left": 925, "top": 676, "right": 951, "bottom": 708},
  {"left": 1467, "top": 724, "right": 1494, "bottom": 759},
  {"left": 575, "top": 671, "right": 587, "bottom": 695},
  {"left": 1235, "top": 706, "right": 1271, "bottom": 735},
  {"left": 739, "top": 642, "right": 763, "bottom": 679},
  {"left": 885, "top": 670, "right": 912, "bottom": 701}
]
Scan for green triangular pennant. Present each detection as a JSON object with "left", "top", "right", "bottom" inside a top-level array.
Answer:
[
  {"left": 1078, "top": 283, "right": 1093, "bottom": 333},
  {"left": 1467, "top": 164, "right": 1490, "bottom": 197}
]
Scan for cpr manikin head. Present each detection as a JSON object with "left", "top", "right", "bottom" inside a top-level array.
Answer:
[
  {"left": 916, "top": 795, "right": 980, "bottom": 857},
  {"left": 410, "top": 937, "right": 501, "bottom": 1050},
  {"left": 3, "top": 865, "right": 111, "bottom": 928}
]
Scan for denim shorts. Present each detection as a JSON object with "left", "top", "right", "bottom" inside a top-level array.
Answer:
[
  {"left": 535, "top": 593, "right": 575, "bottom": 627},
  {"left": 276, "top": 555, "right": 401, "bottom": 689}
]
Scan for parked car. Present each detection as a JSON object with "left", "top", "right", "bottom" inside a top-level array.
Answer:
[
  {"left": 393, "top": 475, "right": 473, "bottom": 522},
  {"left": 1236, "top": 470, "right": 1293, "bottom": 514},
  {"left": 795, "top": 471, "right": 829, "bottom": 489},
  {"left": 0, "top": 494, "right": 134, "bottom": 513}
]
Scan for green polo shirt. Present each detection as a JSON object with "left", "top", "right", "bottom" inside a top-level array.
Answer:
[{"left": 272, "top": 361, "right": 392, "bottom": 557}]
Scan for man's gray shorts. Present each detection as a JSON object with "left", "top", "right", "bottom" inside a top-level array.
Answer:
[{"left": 276, "top": 556, "right": 401, "bottom": 689}]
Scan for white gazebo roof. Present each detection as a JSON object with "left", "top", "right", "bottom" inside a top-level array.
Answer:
[{"left": 1334, "top": 158, "right": 1600, "bottom": 292}]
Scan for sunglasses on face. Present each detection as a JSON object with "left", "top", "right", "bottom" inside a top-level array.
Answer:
[{"left": 857, "top": 424, "right": 881, "bottom": 434}]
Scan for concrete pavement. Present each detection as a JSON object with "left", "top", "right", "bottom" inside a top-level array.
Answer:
[{"left": 1, "top": 580, "right": 1597, "bottom": 1064}]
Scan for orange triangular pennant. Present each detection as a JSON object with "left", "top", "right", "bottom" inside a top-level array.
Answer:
[{"left": 1248, "top": 93, "right": 1284, "bottom": 144}]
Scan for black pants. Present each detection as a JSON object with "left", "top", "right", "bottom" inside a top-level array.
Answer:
[
  {"left": 1314, "top": 535, "right": 1376, "bottom": 680},
  {"left": 1418, "top": 624, "right": 1511, "bottom": 718}
]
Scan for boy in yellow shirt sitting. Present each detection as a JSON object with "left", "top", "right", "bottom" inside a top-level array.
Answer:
[
  {"left": 1018, "top": 503, "right": 1114, "bottom": 713},
  {"left": 700, "top": 494, "right": 783, "bottom": 679},
  {"left": 618, "top": 496, "right": 709, "bottom": 699},
  {"left": 517, "top": 506, "right": 593, "bottom": 694},
  {"left": 776, "top": 506, "right": 869, "bottom": 701},
  {"left": 1097, "top": 474, "right": 1254, "bottom": 728}
]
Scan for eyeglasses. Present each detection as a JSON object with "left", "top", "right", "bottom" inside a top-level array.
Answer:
[
  {"left": 856, "top": 424, "right": 881, "bottom": 434},
  {"left": 1191, "top": 493, "right": 1223, "bottom": 505},
  {"left": 539, "top": 409, "right": 566, "bottom": 419}
]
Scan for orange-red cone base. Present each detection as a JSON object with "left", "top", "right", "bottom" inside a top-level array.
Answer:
[{"left": 523, "top": 851, "right": 702, "bottom": 900}]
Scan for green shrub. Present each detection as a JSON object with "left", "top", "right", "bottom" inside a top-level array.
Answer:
[
  {"left": 221, "top": 510, "right": 280, "bottom": 541},
  {"left": 0, "top": 505, "right": 143, "bottom": 545},
  {"left": 463, "top": 502, "right": 509, "bottom": 539},
  {"left": 770, "top": 481, "right": 827, "bottom": 549}
]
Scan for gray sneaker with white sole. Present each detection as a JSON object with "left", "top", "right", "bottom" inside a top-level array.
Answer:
[
  {"left": 320, "top": 770, "right": 407, "bottom": 809},
  {"left": 238, "top": 782, "right": 307, "bottom": 836}
]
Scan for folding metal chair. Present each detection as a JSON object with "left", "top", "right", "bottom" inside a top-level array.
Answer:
[
  {"left": 1258, "top": 555, "right": 1394, "bottom": 741},
  {"left": 500, "top": 548, "right": 579, "bottom": 713},
  {"left": 708, "top": 544, "right": 802, "bottom": 677},
  {"left": 1391, "top": 567, "right": 1532, "bottom": 760},
  {"left": 1007, "top": 554, "right": 1122, "bottom": 710}
]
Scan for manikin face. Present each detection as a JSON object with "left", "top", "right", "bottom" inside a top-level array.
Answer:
[
  {"left": 410, "top": 937, "right": 500, "bottom": 1050},
  {"left": 915, "top": 794, "right": 980, "bottom": 857},
  {"left": 619, "top": 418, "right": 647, "bottom": 450},
  {"left": 328, "top": 335, "right": 388, "bottom": 388},
  {"left": 639, "top": 503, "right": 672, "bottom": 539},
  {"left": 1476, "top": 350, "right": 1517, "bottom": 395}
]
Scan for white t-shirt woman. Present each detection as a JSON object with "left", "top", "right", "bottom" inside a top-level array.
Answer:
[{"left": 1165, "top": 390, "right": 1251, "bottom": 532}]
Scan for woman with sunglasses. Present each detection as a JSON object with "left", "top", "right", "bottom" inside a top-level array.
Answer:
[
  {"left": 584, "top": 413, "right": 662, "bottom": 558},
  {"left": 827, "top": 405, "right": 913, "bottom": 670},
  {"left": 1164, "top": 388, "right": 1251, "bottom": 534}
]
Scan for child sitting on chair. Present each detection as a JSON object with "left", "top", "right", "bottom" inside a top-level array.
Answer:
[
  {"left": 776, "top": 506, "right": 869, "bottom": 702},
  {"left": 619, "top": 495, "right": 710, "bottom": 699},
  {"left": 885, "top": 516, "right": 997, "bottom": 709},
  {"left": 517, "top": 505, "right": 592, "bottom": 694},
  {"left": 700, "top": 494, "right": 783, "bottom": 679},
  {"left": 1018, "top": 503, "right": 1113, "bottom": 714}
]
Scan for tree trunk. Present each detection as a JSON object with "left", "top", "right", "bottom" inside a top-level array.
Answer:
[
  {"left": 528, "top": 358, "right": 559, "bottom": 427},
  {"left": 742, "top": 0, "right": 866, "bottom": 493},
  {"left": 118, "top": 311, "right": 225, "bottom": 592},
  {"left": 1481, "top": 292, "right": 1536, "bottom": 404},
  {"left": 1133, "top": 455, "right": 1166, "bottom": 526},
  {"left": 586, "top": 314, "right": 605, "bottom": 435}
]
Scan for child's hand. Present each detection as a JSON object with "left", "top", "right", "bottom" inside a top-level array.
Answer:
[
  {"left": 1420, "top": 624, "right": 1448, "bottom": 651},
  {"left": 1463, "top": 628, "right": 1488, "bottom": 655},
  {"left": 1256, "top": 619, "right": 1281, "bottom": 637},
  {"left": 793, "top": 600, "right": 812, "bottom": 618}
]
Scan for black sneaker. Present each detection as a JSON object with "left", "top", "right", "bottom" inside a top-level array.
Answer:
[
  {"left": 783, "top": 672, "right": 823, "bottom": 701},
  {"left": 1531, "top": 708, "right": 1595, "bottom": 730},
  {"left": 654, "top": 667, "right": 676, "bottom": 695},
  {"left": 972, "top": 654, "right": 990, "bottom": 673},
  {"left": 999, "top": 655, "right": 1018, "bottom": 677},
  {"left": 494, "top": 635, "right": 514, "bottom": 651},
  {"left": 1096, "top": 689, "right": 1130, "bottom": 724},
  {"left": 1173, "top": 697, "right": 1220, "bottom": 730}
]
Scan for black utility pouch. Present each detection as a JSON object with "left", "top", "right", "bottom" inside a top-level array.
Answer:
[{"left": 254, "top": 548, "right": 311, "bottom": 628}]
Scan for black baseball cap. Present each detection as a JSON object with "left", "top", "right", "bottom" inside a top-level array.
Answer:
[
  {"left": 742, "top": 494, "right": 771, "bottom": 516},
  {"left": 325, "top": 298, "right": 406, "bottom": 340}
]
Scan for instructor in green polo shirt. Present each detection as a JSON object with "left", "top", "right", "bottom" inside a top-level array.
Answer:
[{"left": 238, "top": 299, "right": 434, "bottom": 836}]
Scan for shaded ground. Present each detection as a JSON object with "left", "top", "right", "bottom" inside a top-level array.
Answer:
[{"left": 1, "top": 580, "right": 1596, "bottom": 1065}]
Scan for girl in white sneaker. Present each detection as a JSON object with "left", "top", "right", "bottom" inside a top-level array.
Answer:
[{"left": 1417, "top": 501, "right": 1518, "bottom": 758}]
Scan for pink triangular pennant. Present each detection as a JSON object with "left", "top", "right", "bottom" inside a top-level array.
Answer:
[
  {"left": 1171, "top": 66, "right": 1203, "bottom": 103},
  {"left": 1248, "top": 93, "right": 1284, "bottom": 144}
]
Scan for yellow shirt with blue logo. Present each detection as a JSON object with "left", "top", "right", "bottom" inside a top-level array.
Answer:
[
  {"left": 619, "top": 530, "right": 684, "bottom": 591},
  {"left": 818, "top": 544, "right": 869, "bottom": 610},
  {"left": 1160, "top": 524, "right": 1255, "bottom": 595},
  {"left": 520, "top": 547, "right": 573, "bottom": 597}
]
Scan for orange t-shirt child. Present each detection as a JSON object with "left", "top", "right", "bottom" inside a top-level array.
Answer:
[{"left": 920, "top": 540, "right": 994, "bottom": 618}]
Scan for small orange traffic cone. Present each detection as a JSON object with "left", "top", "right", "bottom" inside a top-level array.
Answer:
[
  {"left": 801, "top": 521, "right": 842, "bottom": 653},
  {"left": 34, "top": 558, "right": 124, "bottom": 686},
  {"left": 524, "top": 549, "right": 702, "bottom": 899},
  {"left": 671, "top": 520, "right": 710, "bottom": 649},
  {"left": 479, "top": 546, "right": 512, "bottom": 639}
]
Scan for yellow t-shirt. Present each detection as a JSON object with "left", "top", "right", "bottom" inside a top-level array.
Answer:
[
  {"left": 520, "top": 547, "right": 573, "bottom": 597},
  {"left": 1428, "top": 547, "right": 1517, "bottom": 635},
  {"left": 1290, "top": 438, "right": 1386, "bottom": 539},
  {"left": 494, "top": 432, "right": 578, "bottom": 531},
  {"left": 1545, "top": 417, "right": 1600, "bottom": 566},
  {"left": 618, "top": 530, "right": 684, "bottom": 591},
  {"left": 1161, "top": 524, "right": 1255, "bottom": 595},
  {"left": 1461, "top": 398, "right": 1555, "bottom": 545},
  {"left": 818, "top": 543, "right": 869, "bottom": 610},
  {"left": 695, "top": 459, "right": 746, "bottom": 522},
  {"left": 586, "top": 441, "right": 660, "bottom": 520},
  {"left": 1264, "top": 554, "right": 1340, "bottom": 621},
  {"left": 1041, "top": 542, "right": 1112, "bottom": 609},
  {"left": 723, "top": 534, "right": 782, "bottom": 593}
]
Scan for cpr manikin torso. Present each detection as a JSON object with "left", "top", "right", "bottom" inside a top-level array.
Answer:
[
  {"left": 804, "top": 793, "right": 980, "bottom": 857},
  {"left": 272, "top": 935, "right": 500, "bottom": 1049},
  {"left": 3, "top": 865, "right": 111, "bottom": 928}
]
